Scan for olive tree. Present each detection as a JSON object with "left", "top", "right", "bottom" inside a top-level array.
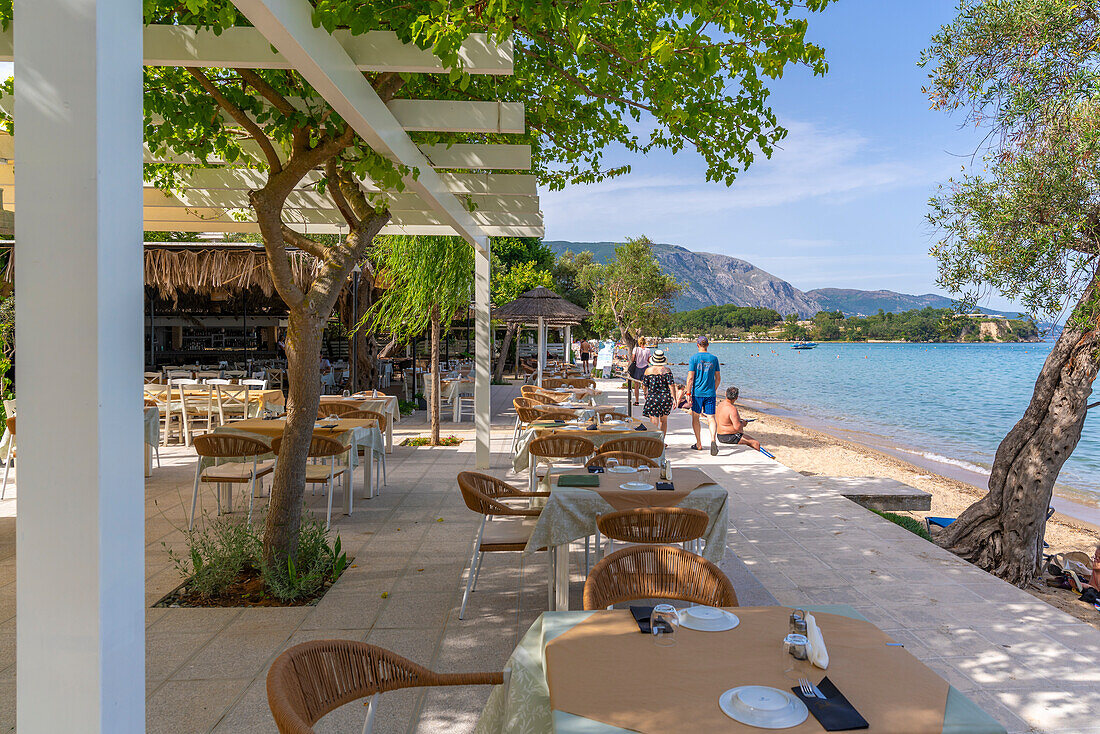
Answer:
[{"left": 922, "top": 0, "right": 1100, "bottom": 585}]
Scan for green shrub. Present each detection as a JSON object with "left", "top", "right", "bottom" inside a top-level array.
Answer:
[
  {"left": 398, "top": 399, "right": 416, "bottom": 415},
  {"left": 164, "top": 513, "right": 348, "bottom": 602},
  {"left": 871, "top": 510, "right": 931, "bottom": 540}
]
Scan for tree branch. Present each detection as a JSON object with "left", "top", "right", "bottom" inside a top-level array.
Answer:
[
  {"left": 280, "top": 225, "right": 329, "bottom": 261},
  {"left": 325, "top": 158, "right": 360, "bottom": 229},
  {"left": 186, "top": 67, "right": 283, "bottom": 174}
]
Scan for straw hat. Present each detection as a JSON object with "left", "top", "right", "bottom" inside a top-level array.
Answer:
[{"left": 650, "top": 349, "right": 667, "bottom": 365}]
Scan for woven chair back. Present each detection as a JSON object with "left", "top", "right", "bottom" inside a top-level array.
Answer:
[
  {"left": 515, "top": 405, "right": 545, "bottom": 423},
  {"left": 266, "top": 640, "right": 502, "bottom": 733},
  {"left": 585, "top": 451, "right": 658, "bottom": 469},
  {"left": 542, "top": 378, "right": 568, "bottom": 389},
  {"left": 598, "top": 436, "right": 664, "bottom": 458},
  {"left": 344, "top": 410, "right": 385, "bottom": 429},
  {"left": 565, "top": 378, "right": 596, "bottom": 389},
  {"left": 192, "top": 433, "right": 270, "bottom": 459},
  {"left": 317, "top": 402, "right": 362, "bottom": 419},
  {"left": 272, "top": 434, "right": 346, "bottom": 459},
  {"left": 456, "top": 471, "right": 541, "bottom": 517},
  {"left": 529, "top": 435, "right": 595, "bottom": 461},
  {"left": 595, "top": 408, "right": 629, "bottom": 421},
  {"left": 582, "top": 545, "right": 738, "bottom": 611},
  {"left": 520, "top": 385, "right": 540, "bottom": 396},
  {"left": 526, "top": 393, "right": 555, "bottom": 406},
  {"left": 596, "top": 508, "right": 709, "bottom": 544},
  {"left": 513, "top": 397, "right": 537, "bottom": 410},
  {"left": 533, "top": 389, "right": 570, "bottom": 404},
  {"left": 536, "top": 408, "right": 579, "bottom": 422}
]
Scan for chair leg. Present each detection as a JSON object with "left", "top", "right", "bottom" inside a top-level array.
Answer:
[
  {"left": 471, "top": 547, "right": 486, "bottom": 592},
  {"left": 246, "top": 465, "right": 257, "bottom": 524},
  {"left": 361, "top": 692, "right": 379, "bottom": 734},
  {"left": 154, "top": 443, "right": 161, "bottom": 468},
  {"left": 188, "top": 465, "right": 202, "bottom": 531},
  {"left": 1, "top": 444, "right": 12, "bottom": 500},
  {"left": 584, "top": 536, "right": 590, "bottom": 574},
  {"left": 459, "top": 520, "right": 485, "bottom": 620},
  {"left": 325, "top": 479, "right": 335, "bottom": 530}
]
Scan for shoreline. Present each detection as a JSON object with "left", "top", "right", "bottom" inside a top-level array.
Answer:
[{"left": 739, "top": 395, "right": 1100, "bottom": 539}]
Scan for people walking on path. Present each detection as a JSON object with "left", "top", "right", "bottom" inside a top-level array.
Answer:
[
  {"left": 685, "top": 335, "right": 721, "bottom": 454},
  {"left": 641, "top": 349, "right": 677, "bottom": 434},
  {"left": 629, "top": 337, "right": 651, "bottom": 405}
]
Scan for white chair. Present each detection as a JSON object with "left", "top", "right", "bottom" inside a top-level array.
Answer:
[
  {"left": 242, "top": 379, "right": 269, "bottom": 389},
  {"left": 170, "top": 377, "right": 199, "bottom": 386},
  {"left": 204, "top": 378, "right": 232, "bottom": 385},
  {"left": 272, "top": 434, "right": 348, "bottom": 529},
  {"left": 215, "top": 384, "right": 251, "bottom": 425},
  {"left": 189, "top": 434, "right": 275, "bottom": 529},
  {"left": 195, "top": 370, "right": 222, "bottom": 381},
  {"left": 166, "top": 370, "right": 193, "bottom": 383},
  {"left": 2, "top": 415, "right": 15, "bottom": 499},
  {"left": 178, "top": 385, "right": 215, "bottom": 445},
  {"left": 223, "top": 370, "right": 248, "bottom": 380},
  {"left": 144, "top": 385, "right": 184, "bottom": 445},
  {"left": 144, "top": 372, "right": 162, "bottom": 384}
]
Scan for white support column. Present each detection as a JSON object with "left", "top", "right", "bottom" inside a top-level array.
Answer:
[
  {"left": 474, "top": 237, "right": 491, "bottom": 469},
  {"left": 537, "top": 316, "right": 545, "bottom": 387},
  {"left": 564, "top": 325, "right": 571, "bottom": 365},
  {"left": 15, "top": 0, "right": 145, "bottom": 731}
]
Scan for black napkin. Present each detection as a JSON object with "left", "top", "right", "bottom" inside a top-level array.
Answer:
[
  {"left": 655, "top": 481, "right": 674, "bottom": 491},
  {"left": 586, "top": 424, "right": 599, "bottom": 430},
  {"left": 790, "top": 677, "right": 868, "bottom": 731},
  {"left": 587, "top": 465, "right": 605, "bottom": 474},
  {"left": 634, "top": 424, "right": 647, "bottom": 431},
  {"left": 630, "top": 605, "right": 654, "bottom": 633}
]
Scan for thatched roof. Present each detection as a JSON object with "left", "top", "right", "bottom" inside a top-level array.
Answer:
[{"left": 493, "top": 286, "right": 591, "bottom": 325}]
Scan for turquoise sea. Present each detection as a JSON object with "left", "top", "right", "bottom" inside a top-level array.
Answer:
[{"left": 657, "top": 341, "right": 1100, "bottom": 514}]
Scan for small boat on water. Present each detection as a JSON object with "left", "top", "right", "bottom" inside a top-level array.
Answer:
[{"left": 791, "top": 341, "right": 818, "bottom": 350}]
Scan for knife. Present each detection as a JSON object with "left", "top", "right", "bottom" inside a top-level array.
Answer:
[{"left": 810, "top": 682, "right": 827, "bottom": 700}]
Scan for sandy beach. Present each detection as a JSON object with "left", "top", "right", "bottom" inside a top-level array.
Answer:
[{"left": 736, "top": 403, "right": 1100, "bottom": 628}]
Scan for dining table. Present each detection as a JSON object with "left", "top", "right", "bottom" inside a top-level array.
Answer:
[
  {"left": 528, "top": 466, "right": 726, "bottom": 611},
  {"left": 474, "top": 605, "right": 1007, "bottom": 734},
  {"left": 214, "top": 417, "right": 383, "bottom": 515},
  {"left": 320, "top": 391, "right": 400, "bottom": 453},
  {"left": 146, "top": 385, "right": 287, "bottom": 416}
]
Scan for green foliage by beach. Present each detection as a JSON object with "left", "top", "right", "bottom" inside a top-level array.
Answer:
[
  {"left": 871, "top": 510, "right": 932, "bottom": 541},
  {"left": 666, "top": 304, "right": 782, "bottom": 337},
  {"left": 576, "top": 236, "right": 682, "bottom": 348}
]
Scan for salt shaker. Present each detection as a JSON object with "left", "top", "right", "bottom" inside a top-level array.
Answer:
[{"left": 789, "top": 609, "right": 807, "bottom": 637}]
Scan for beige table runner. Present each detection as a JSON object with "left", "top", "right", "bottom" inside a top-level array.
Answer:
[
  {"left": 224, "top": 417, "right": 377, "bottom": 440},
  {"left": 545, "top": 607, "right": 950, "bottom": 734},
  {"left": 557, "top": 468, "right": 715, "bottom": 511}
]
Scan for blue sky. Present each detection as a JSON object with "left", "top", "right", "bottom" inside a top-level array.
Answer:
[{"left": 539, "top": 1, "right": 1002, "bottom": 305}]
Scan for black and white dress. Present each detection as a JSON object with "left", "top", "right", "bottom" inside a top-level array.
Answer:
[{"left": 641, "top": 370, "right": 674, "bottom": 417}]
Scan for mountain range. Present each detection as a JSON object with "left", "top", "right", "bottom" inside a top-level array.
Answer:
[{"left": 545, "top": 240, "right": 1021, "bottom": 318}]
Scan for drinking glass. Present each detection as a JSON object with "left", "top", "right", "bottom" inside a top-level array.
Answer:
[
  {"left": 605, "top": 457, "right": 620, "bottom": 472},
  {"left": 342, "top": 389, "right": 350, "bottom": 398},
  {"left": 651, "top": 604, "right": 679, "bottom": 646},
  {"left": 780, "top": 633, "right": 813, "bottom": 680}
]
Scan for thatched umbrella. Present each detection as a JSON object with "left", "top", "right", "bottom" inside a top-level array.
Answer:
[{"left": 493, "top": 286, "right": 591, "bottom": 385}]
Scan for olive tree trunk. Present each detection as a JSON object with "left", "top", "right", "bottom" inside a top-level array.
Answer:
[
  {"left": 429, "top": 307, "right": 442, "bottom": 445},
  {"left": 494, "top": 322, "right": 517, "bottom": 381},
  {"left": 939, "top": 281, "right": 1100, "bottom": 586}
]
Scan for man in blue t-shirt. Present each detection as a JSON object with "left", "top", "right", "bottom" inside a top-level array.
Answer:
[{"left": 685, "top": 335, "right": 721, "bottom": 454}]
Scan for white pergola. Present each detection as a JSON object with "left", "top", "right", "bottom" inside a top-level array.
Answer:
[{"left": 9, "top": 0, "right": 540, "bottom": 729}]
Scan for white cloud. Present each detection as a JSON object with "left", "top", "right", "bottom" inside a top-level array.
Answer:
[{"left": 541, "top": 120, "right": 946, "bottom": 234}]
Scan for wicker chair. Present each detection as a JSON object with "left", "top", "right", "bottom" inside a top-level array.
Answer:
[
  {"left": 511, "top": 397, "right": 539, "bottom": 452},
  {"left": 267, "top": 640, "right": 503, "bottom": 734},
  {"left": 189, "top": 433, "right": 275, "bottom": 529},
  {"left": 565, "top": 378, "right": 597, "bottom": 390},
  {"left": 582, "top": 545, "right": 738, "bottom": 611},
  {"left": 457, "top": 471, "right": 548, "bottom": 618},
  {"left": 271, "top": 434, "right": 348, "bottom": 529},
  {"left": 598, "top": 435, "right": 664, "bottom": 459},
  {"left": 528, "top": 434, "right": 595, "bottom": 490},
  {"left": 525, "top": 392, "right": 555, "bottom": 406},
  {"left": 596, "top": 507, "right": 709, "bottom": 556},
  {"left": 542, "top": 377, "right": 568, "bottom": 389},
  {"left": 342, "top": 410, "right": 387, "bottom": 491},
  {"left": 520, "top": 384, "right": 540, "bottom": 397},
  {"left": 595, "top": 407, "right": 630, "bottom": 422},
  {"left": 534, "top": 407, "right": 580, "bottom": 422},
  {"left": 317, "top": 401, "right": 362, "bottom": 419},
  {"left": 585, "top": 451, "right": 658, "bottom": 469}
]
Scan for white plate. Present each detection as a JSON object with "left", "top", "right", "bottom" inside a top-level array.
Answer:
[
  {"left": 619, "top": 482, "right": 654, "bottom": 491},
  {"left": 679, "top": 606, "right": 740, "bottom": 632},
  {"left": 718, "top": 686, "right": 808, "bottom": 729},
  {"left": 316, "top": 421, "right": 339, "bottom": 428},
  {"left": 602, "top": 419, "right": 625, "bottom": 426},
  {"left": 607, "top": 466, "right": 637, "bottom": 474},
  {"left": 558, "top": 425, "right": 585, "bottom": 431}
]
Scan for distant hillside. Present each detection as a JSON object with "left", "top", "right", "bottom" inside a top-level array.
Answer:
[
  {"left": 545, "top": 240, "right": 819, "bottom": 316},
  {"left": 546, "top": 240, "right": 1024, "bottom": 319}
]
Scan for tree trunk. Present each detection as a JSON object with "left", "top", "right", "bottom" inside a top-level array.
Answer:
[
  {"left": 495, "top": 322, "right": 517, "bottom": 381},
  {"left": 262, "top": 306, "right": 324, "bottom": 568},
  {"left": 939, "top": 283, "right": 1100, "bottom": 586},
  {"left": 430, "top": 307, "right": 442, "bottom": 445}
]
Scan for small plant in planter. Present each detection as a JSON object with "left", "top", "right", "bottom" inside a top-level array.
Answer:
[
  {"left": 158, "top": 514, "right": 350, "bottom": 607},
  {"left": 402, "top": 435, "right": 463, "bottom": 447}
]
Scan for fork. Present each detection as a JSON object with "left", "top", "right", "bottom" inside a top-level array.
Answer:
[{"left": 798, "top": 678, "right": 825, "bottom": 699}]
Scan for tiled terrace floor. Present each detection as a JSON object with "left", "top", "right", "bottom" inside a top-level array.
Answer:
[{"left": 0, "top": 381, "right": 1097, "bottom": 732}]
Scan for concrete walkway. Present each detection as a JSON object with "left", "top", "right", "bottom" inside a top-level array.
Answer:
[{"left": 0, "top": 380, "right": 1096, "bottom": 732}]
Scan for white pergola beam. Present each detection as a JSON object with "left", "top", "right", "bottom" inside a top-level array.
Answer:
[
  {"left": 137, "top": 204, "right": 542, "bottom": 227},
  {"left": 0, "top": 24, "right": 514, "bottom": 74},
  {"left": 229, "top": 0, "right": 493, "bottom": 249},
  {"left": 139, "top": 220, "right": 543, "bottom": 237},
  {"left": 14, "top": 0, "right": 145, "bottom": 731}
]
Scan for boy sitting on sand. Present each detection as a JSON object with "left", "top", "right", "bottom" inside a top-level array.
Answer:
[{"left": 715, "top": 386, "right": 762, "bottom": 451}]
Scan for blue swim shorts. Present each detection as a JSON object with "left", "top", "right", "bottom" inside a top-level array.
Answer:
[{"left": 691, "top": 395, "right": 716, "bottom": 415}]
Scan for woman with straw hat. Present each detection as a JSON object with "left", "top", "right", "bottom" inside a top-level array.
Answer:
[{"left": 641, "top": 349, "right": 676, "bottom": 434}]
